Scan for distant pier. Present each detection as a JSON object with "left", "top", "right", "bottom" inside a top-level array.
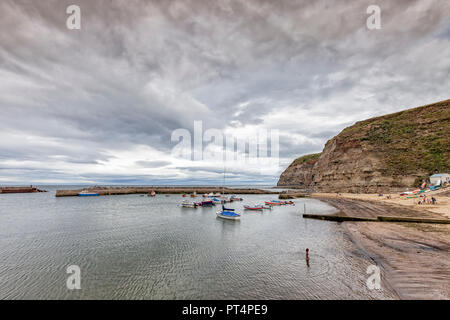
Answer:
[
  {"left": 55, "top": 186, "right": 277, "bottom": 197},
  {"left": 0, "top": 186, "right": 47, "bottom": 194}
]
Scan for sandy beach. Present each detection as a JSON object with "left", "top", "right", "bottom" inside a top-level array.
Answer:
[
  {"left": 311, "top": 188, "right": 450, "bottom": 218},
  {"left": 314, "top": 194, "right": 450, "bottom": 299}
]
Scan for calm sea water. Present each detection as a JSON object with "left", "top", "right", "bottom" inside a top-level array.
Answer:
[{"left": 0, "top": 186, "right": 395, "bottom": 299}]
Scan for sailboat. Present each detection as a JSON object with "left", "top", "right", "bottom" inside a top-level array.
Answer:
[
  {"left": 216, "top": 165, "right": 240, "bottom": 221},
  {"left": 216, "top": 206, "right": 240, "bottom": 220}
]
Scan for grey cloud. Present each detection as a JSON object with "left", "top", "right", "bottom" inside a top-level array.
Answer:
[
  {"left": 135, "top": 160, "right": 171, "bottom": 168},
  {"left": 0, "top": 0, "right": 449, "bottom": 184}
]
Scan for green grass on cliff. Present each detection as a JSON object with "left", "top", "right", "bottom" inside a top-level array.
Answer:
[
  {"left": 291, "top": 153, "right": 321, "bottom": 167},
  {"left": 340, "top": 99, "right": 450, "bottom": 178}
]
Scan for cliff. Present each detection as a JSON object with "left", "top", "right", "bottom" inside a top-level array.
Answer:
[{"left": 277, "top": 99, "right": 450, "bottom": 193}]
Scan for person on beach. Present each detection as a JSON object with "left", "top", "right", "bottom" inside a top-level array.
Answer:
[{"left": 305, "top": 248, "right": 310, "bottom": 267}]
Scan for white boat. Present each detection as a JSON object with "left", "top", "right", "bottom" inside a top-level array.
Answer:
[
  {"left": 181, "top": 200, "right": 197, "bottom": 208},
  {"left": 216, "top": 209, "right": 241, "bottom": 221},
  {"left": 78, "top": 190, "right": 99, "bottom": 197}
]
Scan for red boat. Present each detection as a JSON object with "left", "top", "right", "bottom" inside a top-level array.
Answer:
[
  {"left": 265, "top": 201, "right": 281, "bottom": 206},
  {"left": 244, "top": 205, "right": 263, "bottom": 210}
]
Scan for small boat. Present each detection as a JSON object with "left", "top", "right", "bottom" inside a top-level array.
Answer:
[
  {"left": 78, "top": 190, "right": 99, "bottom": 197},
  {"left": 216, "top": 207, "right": 240, "bottom": 221},
  {"left": 182, "top": 194, "right": 188, "bottom": 197},
  {"left": 265, "top": 201, "right": 281, "bottom": 206},
  {"left": 212, "top": 197, "right": 222, "bottom": 204},
  {"left": 201, "top": 200, "right": 214, "bottom": 206},
  {"left": 222, "top": 197, "right": 232, "bottom": 203},
  {"left": 149, "top": 190, "right": 156, "bottom": 197},
  {"left": 208, "top": 192, "right": 214, "bottom": 198},
  {"left": 191, "top": 192, "right": 198, "bottom": 198},
  {"left": 262, "top": 205, "right": 272, "bottom": 210},
  {"left": 230, "top": 195, "right": 243, "bottom": 201},
  {"left": 181, "top": 200, "right": 197, "bottom": 208},
  {"left": 244, "top": 205, "right": 263, "bottom": 210}
]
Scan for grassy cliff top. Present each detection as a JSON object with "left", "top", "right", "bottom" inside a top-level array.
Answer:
[
  {"left": 290, "top": 153, "right": 322, "bottom": 167},
  {"left": 338, "top": 99, "right": 450, "bottom": 176}
]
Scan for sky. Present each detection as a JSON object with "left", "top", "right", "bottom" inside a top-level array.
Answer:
[{"left": 0, "top": 0, "right": 449, "bottom": 185}]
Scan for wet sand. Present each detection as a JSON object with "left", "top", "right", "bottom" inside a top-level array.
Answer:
[{"left": 316, "top": 197, "right": 450, "bottom": 299}]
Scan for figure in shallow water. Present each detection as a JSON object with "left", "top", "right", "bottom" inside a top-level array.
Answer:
[{"left": 305, "top": 248, "right": 310, "bottom": 267}]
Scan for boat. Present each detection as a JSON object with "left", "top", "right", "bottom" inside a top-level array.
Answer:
[
  {"left": 222, "top": 197, "right": 232, "bottom": 203},
  {"left": 201, "top": 200, "right": 214, "bottom": 206},
  {"left": 212, "top": 197, "right": 222, "bottom": 204},
  {"left": 244, "top": 205, "right": 263, "bottom": 210},
  {"left": 191, "top": 192, "right": 198, "bottom": 198},
  {"left": 208, "top": 192, "right": 214, "bottom": 198},
  {"left": 262, "top": 205, "right": 272, "bottom": 210},
  {"left": 230, "top": 195, "right": 243, "bottom": 201},
  {"left": 216, "top": 206, "right": 240, "bottom": 220},
  {"left": 149, "top": 190, "right": 156, "bottom": 197},
  {"left": 182, "top": 194, "right": 188, "bottom": 197},
  {"left": 181, "top": 200, "right": 197, "bottom": 208},
  {"left": 265, "top": 201, "right": 281, "bottom": 206},
  {"left": 78, "top": 190, "right": 99, "bottom": 197},
  {"left": 215, "top": 166, "right": 240, "bottom": 220}
]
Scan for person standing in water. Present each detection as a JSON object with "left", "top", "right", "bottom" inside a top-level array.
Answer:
[{"left": 305, "top": 248, "right": 310, "bottom": 267}]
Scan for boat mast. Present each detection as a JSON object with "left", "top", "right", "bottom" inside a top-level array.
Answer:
[{"left": 222, "top": 163, "right": 225, "bottom": 196}]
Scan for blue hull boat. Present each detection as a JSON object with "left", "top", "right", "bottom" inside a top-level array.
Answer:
[{"left": 216, "top": 209, "right": 240, "bottom": 221}]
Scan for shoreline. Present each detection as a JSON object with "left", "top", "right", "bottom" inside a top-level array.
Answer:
[{"left": 316, "top": 196, "right": 450, "bottom": 299}]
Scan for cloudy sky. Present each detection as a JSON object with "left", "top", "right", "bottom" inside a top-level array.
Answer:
[{"left": 1, "top": 0, "right": 449, "bottom": 185}]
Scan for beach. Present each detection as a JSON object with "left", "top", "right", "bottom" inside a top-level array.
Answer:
[
  {"left": 311, "top": 188, "right": 450, "bottom": 217},
  {"left": 314, "top": 194, "right": 450, "bottom": 299}
]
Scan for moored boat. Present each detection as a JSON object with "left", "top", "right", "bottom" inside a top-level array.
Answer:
[
  {"left": 78, "top": 190, "right": 99, "bottom": 197},
  {"left": 216, "top": 206, "right": 240, "bottom": 220},
  {"left": 244, "top": 205, "right": 263, "bottom": 211},
  {"left": 181, "top": 200, "right": 197, "bottom": 208},
  {"left": 265, "top": 201, "right": 281, "bottom": 206},
  {"left": 201, "top": 200, "right": 214, "bottom": 206}
]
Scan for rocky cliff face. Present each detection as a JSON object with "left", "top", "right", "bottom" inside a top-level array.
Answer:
[
  {"left": 277, "top": 99, "right": 450, "bottom": 193},
  {"left": 278, "top": 153, "right": 320, "bottom": 188}
]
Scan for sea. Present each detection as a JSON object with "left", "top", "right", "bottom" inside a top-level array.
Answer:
[{"left": 0, "top": 185, "right": 396, "bottom": 299}]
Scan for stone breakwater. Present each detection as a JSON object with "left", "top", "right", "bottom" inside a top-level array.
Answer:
[
  {"left": 55, "top": 186, "right": 276, "bottom": 197},
  {"left": 0, "top": 186, "right": 47, "bottom": 194}
]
